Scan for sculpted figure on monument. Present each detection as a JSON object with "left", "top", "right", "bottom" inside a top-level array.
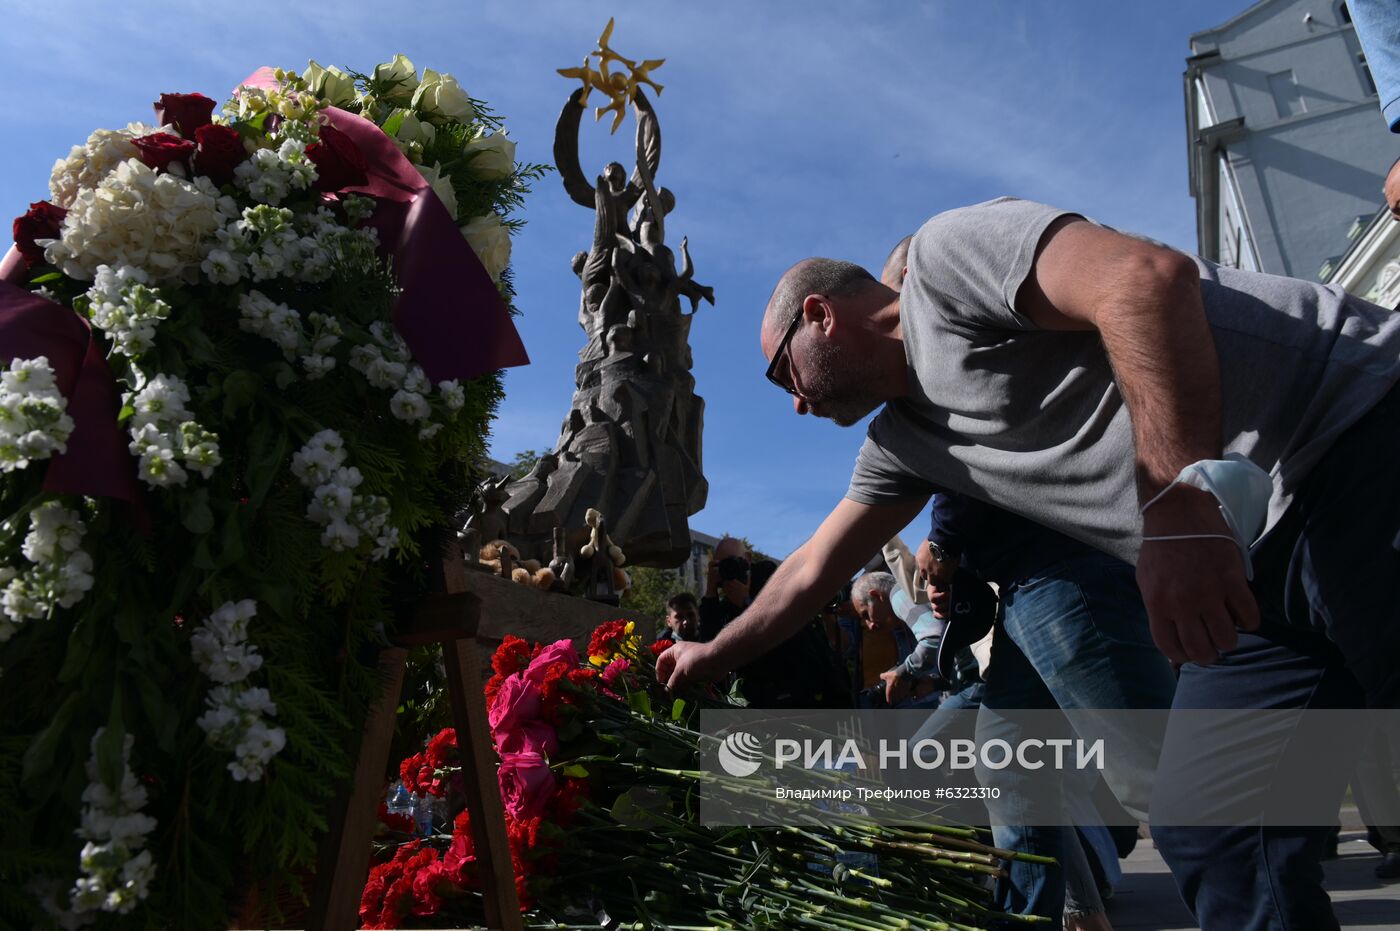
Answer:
[{"left": 475, "top": 87, "right": 712, "bottom": 571}]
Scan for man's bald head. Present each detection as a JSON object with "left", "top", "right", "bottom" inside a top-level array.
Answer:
[
  {"left": 763, "top": 258, "right": 879, "bottom": 347},
  {"left": 881, "top": 234, "right": 913, "bottom": 290}
]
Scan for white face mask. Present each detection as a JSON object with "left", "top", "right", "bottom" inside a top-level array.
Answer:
[{"left": 1141, "top": 453, "right": 1274, "bottom": 579}]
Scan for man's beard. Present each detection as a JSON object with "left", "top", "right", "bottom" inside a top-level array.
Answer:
[{"left": 804, "top": 338, "right": 883, "bottom": 426}]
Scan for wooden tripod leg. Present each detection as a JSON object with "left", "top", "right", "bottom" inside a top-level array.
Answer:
[
  {"left": 444, "top": 635, "right": 523, "bottom": 931},
  {"left": 307, "top": 645, "right": 408, "bottom": 931}
]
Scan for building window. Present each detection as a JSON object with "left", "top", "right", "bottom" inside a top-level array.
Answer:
[
  {"left": 1268, "top": 70, "right": 1305, "bottom": 118},
  {"left": 1359, "top": 53, "right": 1378, "bottom": 96}
]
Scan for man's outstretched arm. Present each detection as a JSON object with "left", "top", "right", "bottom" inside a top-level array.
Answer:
[
  {"left": 1016, "top": 217, "right": 1260, "bottom": 666},
  {"left": 657, "top": 495, "right": 927, "bottom": 690}
]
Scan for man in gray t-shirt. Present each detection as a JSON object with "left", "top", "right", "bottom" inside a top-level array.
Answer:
[
  {"left": 655, "top": 196, "right": 1400, "bottom": 929},
  {"left": 660, "top": 196, "right": 1399, "bottom": 692}
]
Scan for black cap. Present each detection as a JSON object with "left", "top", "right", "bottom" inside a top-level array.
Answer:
[{"left": 935, "top": 568, "right": 999, "bottom": 682}]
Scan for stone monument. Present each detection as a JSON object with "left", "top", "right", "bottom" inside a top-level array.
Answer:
[{"left": 468, "top": 82, "right": 713, "bottom": 569}]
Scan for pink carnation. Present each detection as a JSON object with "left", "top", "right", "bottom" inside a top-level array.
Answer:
[{"left": 600, "top": 656, "right": 631, "bottom": 689}]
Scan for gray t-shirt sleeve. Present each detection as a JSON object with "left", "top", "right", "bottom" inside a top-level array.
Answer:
[
  {"left": 845, "top": 416, "right": 939, "bottom": 505},
  {"left": 907, "top": 196, "right": 1081, "bottom": 332}
]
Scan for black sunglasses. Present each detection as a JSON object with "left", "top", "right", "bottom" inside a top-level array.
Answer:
[{"left": 764, "top": 305, "right": 805, "bottom": 394}]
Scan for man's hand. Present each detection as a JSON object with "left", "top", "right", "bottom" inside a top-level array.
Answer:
[
  {"left": 1136, "top": 485, "right": 1260, "bottom": 666},
  {"left": 880, "top": 667, "right": 913, "bottom": 705},
  {"left": 915, "top": 540, "right": 956, "bottom": 617},
  {"left": 655, "top": 640, "right": 721, "bottom": 692}
]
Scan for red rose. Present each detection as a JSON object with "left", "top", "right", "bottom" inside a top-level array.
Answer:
[
  {"left": 132, "top": 132, "right": 196, "bottom": 172},
  {"left": 12, "top": 201, "right": 66, "bottom": 267},
  {"left": 193, "top": 124, "right": 247, "bottom": 185},
  {"left": 153, "top": 92, "right": 216, "bottom": 138},
  {"left": 306, "top": 125, "right": 368, "bottom": 192}
]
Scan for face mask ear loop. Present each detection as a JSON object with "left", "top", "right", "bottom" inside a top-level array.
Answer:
[{"left": 1140, "top": 462, "right": 1261, "bottom": 582}]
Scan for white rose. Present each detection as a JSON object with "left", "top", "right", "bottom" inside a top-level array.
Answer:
[
  {"left": 304, "top": 60, "right": 357, "bottom": 107},
  {"left": 394, "top": 110, "right": 435, "bottom": 149},
  {"left": 374, "top": 55, "right": 419, "bottom": 102},
  {"left": 417, "top": 162, "right": 458, "bottom": 220},
  {"left": 462, "top": 130, "right": 515, "bottom": 181},
  {"left": 459, "top": 213, "right": 511, "bottom": 281},
  {"left": 413, "top": 68, "right": 475, "bottom": 124}
]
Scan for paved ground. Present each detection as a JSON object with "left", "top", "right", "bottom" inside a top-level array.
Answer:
[{"left": 1108, "top": 827, "right": 1400, "bottom": 930}]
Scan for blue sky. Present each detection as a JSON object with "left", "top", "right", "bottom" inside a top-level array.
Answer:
[{"left": 2, "top": 0, "right": 1243, "bottom": 559}]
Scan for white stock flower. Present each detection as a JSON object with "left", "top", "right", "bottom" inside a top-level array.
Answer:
[
  {"left": 437, "top": 380, "right": 465, "bottom": 411},
  {"left": 0, "top": 499, "right": 94, "bottom": 634},
  {"left": 459, "top": 212, "right": 512, "bottom": 281},
  {"left": 238, "top": 290, "right": 304, "bottom": 359},
  {"left": 389, "top": 389, "right": 430, "bottom": 422},
  {"left": 70, "top": 731, "right": 158, "bottom": 915},
  {"left": 84, "top": 266, "right": 171, "bottom": 358},
  {"left": 130, "top": 374, "right": 192, "bottom": 431},
  {"left": 462, "top": 130, "right": 516, "bottom": 180},
  {"left": 45, "top": 160, "right": 223, "bottom": 283},
  {"left": 320, "top": 519, "right": 360, "bottom": 551},
  {"left": 290, "top": 429, "right": 347, "bottom": 487},
  {"left": 0, "top": 357, "right": 74, "bottom": 473}
]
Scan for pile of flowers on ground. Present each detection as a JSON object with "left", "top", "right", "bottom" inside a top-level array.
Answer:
[
  {"left": 0, "top": 56, "right": 543, "bottom": 930},
  {"left": 361, "top": 622, "right": 1031, "bottom": 930}
]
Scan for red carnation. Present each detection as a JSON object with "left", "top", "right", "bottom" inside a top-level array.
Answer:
[
  {"left": 12, "top": 201, "right": 65, "bottom": 267},
  {"left": 649, "top": 639, "right": 675, "bottom": 656},
  {"left": 491, "top": 636, "right": 528, "bottom": 675},
  {"left": 425, "top": 727, "right": 458, "bottom": 769},
  {"left": 484, "top": 671, "right": 506, "bottom": 710},
  {"left": 132, "top": 132, "right": 196, "bottom": 173},
  {"left": 153, "top": 92, "right": 216, "bottom": 138},
  {"left": 193, "top": 124, "right": 247, "bottom": 185},
  {"left": 587, "top": 620, "right": 629, "bottom": 658},
  {"left": 306, "top": 125, "right": 368, "bottom": 192},
  {"left": 399, "top": 750, "right": 427, "bottom": 794}
]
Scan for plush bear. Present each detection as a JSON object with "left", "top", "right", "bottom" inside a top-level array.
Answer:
[{"left": 479, "top": 540, "right": 554, "bottom": 589}]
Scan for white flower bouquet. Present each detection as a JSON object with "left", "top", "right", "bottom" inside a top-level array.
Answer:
[{"left": 0, "top": 57, "right": 545, "bottom": 930}]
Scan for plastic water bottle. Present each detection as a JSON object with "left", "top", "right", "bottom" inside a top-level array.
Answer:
[
  {"left": 414, "top": 792, "right": 435, "bottom": 836},
  {"left": 386, "top": 781, "right": 414, "bottom": 822}
]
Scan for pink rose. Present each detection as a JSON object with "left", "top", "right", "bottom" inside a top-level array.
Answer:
[
  {"left": 498, "top": 750, "right": 555, "bottom": 822},
  {"left": 524, "top": 639, "right": 579, "bottom": 684},
  {"left": 497, "top": 718, "right": 558, "bottom": 758},
  {"left": 488, "top": 673, "right": 541, "bottom": 738}
]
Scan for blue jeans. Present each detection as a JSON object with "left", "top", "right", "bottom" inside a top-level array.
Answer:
[
  {"left": 979, "top": 550, "right": 1177, "bottom": 925},
  {"left": 1153, "top": 384, "right": 1400, "bottom": 930}
]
